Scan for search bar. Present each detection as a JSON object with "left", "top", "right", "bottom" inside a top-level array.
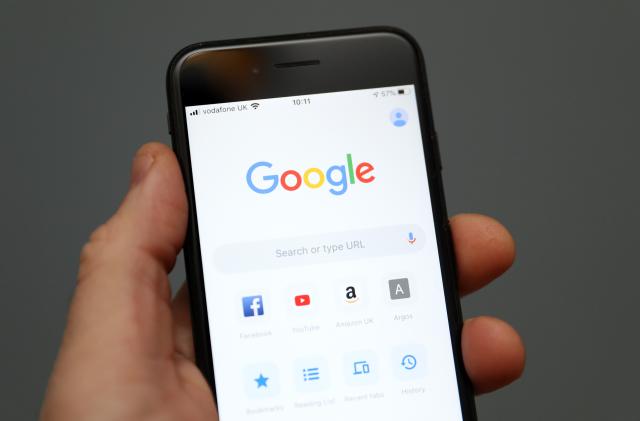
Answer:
[{"left": 213, "top": 224, "right": 425, "bottom": 273}]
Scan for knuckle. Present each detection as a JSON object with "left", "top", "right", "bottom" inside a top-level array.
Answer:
[
  {"left": 78, "top": 224, "right": 112, "bottom": 283},
  {"left": 76, "top": 223, "right": 171, "bottom": 303},
  {"left": 88, "top": 222, "right": 110, "bottom": 243}
]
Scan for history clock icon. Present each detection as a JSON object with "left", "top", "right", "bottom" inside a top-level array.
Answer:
[{"left": 401, "top": 354, "right": 417, "bottom": 370}]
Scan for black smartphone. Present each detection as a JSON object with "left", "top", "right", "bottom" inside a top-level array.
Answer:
[{"left": 166, "top": 27, "right": 476, "bottom": 421}]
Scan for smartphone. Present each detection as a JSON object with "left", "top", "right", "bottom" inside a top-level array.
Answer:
[{"left": 166, "top": 27, "right": 476, "bottom": 421}]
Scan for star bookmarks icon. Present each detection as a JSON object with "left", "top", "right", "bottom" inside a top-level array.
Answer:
[
  {"left": 244, "top": 364, "right": 279, "bottom": 398},
  {"left": 255, "top": 373, "right": 269, "bottom": 388}
]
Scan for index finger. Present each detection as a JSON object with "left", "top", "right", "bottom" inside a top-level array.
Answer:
[{"left": 450, "top": 214, "right": 516, "bottom": 296}]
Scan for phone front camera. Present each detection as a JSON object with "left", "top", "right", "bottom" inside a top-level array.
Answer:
[{"left": 251, "top": 67, "right": 260, "bottom": 75}]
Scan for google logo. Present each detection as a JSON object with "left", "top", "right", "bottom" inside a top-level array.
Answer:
[{"left": 246, "top": 153, "right": 375, "bottom": 196}]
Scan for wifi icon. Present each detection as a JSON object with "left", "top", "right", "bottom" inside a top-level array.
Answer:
[{"left": 250, "top": 103, "right": 260, "bottom": 110}]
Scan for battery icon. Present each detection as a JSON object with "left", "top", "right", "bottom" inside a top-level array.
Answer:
[{"left": 398, "top": 89, "right": 406, "bottom": 95}]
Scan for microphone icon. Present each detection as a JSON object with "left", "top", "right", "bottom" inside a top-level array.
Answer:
[{"left": 407, "top": 232, "right": 416, "bottom": 244}]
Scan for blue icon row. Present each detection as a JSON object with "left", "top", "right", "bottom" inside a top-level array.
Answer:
[{"left": 244, "top": 350, "right": 424, "bottom": 398}]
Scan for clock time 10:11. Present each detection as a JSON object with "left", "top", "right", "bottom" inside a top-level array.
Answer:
[{"left": 292, "top": 98, "right": 311, "bottom": 105}]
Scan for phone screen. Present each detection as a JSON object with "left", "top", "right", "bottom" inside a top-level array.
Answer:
[{"left": 184, "top": 84, "right": 463, "bottom": 420}]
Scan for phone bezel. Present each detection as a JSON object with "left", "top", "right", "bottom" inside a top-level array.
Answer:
[{"left": 166, "top": 26, "right": 476, "bottom": 420}]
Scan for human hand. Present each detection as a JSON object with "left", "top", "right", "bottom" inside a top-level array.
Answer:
[{"left": 40, "top": 143, "right": 524, "bottom": 420}]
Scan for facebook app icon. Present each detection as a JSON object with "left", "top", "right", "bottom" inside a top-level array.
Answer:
[{"left": 242, "top": 295, "right": 264, "bottom": 317}]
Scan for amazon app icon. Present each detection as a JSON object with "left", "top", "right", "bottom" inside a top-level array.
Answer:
[
  {"left": 345, "top": 286, "right": 359, "bottom": 304},
  {"left": 334, "top": 280, "right": 366, "bottom": 310}
]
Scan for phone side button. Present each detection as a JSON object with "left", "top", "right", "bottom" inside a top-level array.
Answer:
[
  {"left": 166, "top": 112, "right": 173, "bottom": 135},
  {"left": 431, "top": 131, "right": 443, "bottom": 171}
]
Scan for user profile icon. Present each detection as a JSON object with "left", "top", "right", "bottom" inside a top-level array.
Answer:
[{"left": 390, "top": 108, "right": 408, "bottom": 127}]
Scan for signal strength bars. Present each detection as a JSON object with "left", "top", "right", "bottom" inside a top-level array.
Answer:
[{"left": 189, "top": 109, "right": 199, "bottom": 116}]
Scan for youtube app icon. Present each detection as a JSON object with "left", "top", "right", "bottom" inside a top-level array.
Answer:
[{"left": 294, "top": 294, "right": 311, "bottom": 307}]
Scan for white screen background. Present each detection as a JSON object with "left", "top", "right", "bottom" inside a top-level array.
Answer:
[{"left": 186, "top": 85, "right": 463, "bottom": 421}]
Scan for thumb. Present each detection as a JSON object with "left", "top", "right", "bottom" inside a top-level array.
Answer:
[{"left": 64, "top": 142, "right": 188, "bottom": 360}]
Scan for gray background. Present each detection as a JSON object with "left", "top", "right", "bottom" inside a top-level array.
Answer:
[{"left": 2, "top": 1, "right": 639, "bottom": 419}]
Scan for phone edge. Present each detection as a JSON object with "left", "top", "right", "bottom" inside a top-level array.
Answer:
[{"left": 166, "top": 26, "right": 477, "bottom": 420}]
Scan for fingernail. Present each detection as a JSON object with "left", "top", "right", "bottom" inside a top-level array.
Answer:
[{"left": 131, "top": 153, "right": 155, "bottom": 186}]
